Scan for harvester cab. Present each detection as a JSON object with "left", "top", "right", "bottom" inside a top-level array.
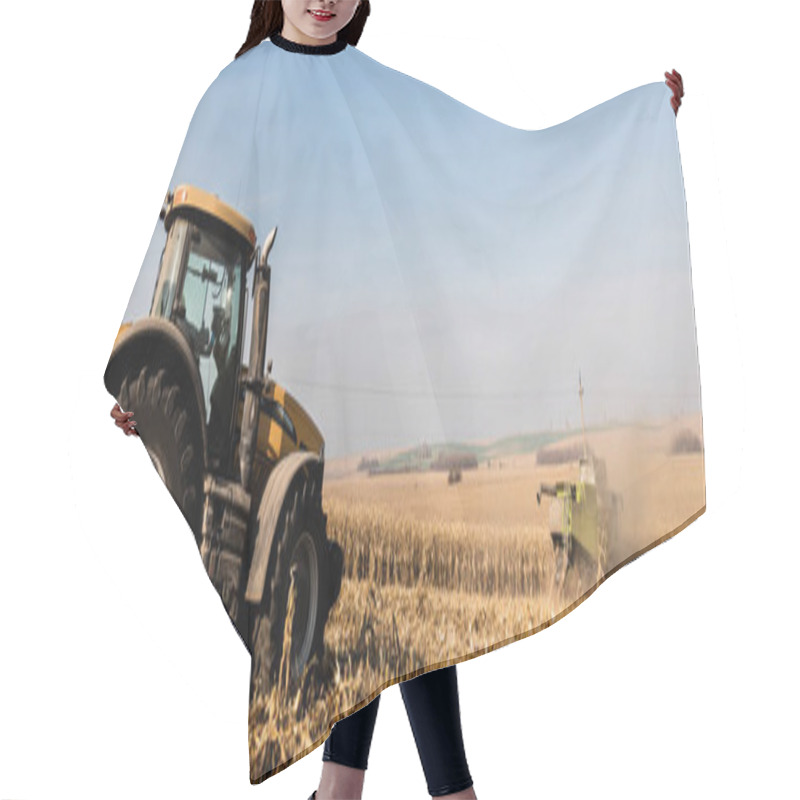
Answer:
[{"left": 578, "top": 455, "right": 596, "bottom": 485}]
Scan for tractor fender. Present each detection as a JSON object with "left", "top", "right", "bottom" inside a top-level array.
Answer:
[
  {"left": 244, "top": 450, "right": 323, "bottom": 606},
  {"left": 104, "top": 317, "right": 208, "bottom": 469}
]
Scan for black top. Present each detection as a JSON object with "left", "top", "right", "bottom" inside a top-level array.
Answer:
[{"left": 270, "top": 31, "right": 348, "bottom": 55}]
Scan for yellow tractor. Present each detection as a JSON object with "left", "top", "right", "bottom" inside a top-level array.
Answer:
[{"left": 104, "top": 184, "right": 343, "bottom": 698}]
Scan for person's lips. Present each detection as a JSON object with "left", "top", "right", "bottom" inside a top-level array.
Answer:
[{"left": 308, "top": 9, "right": 335, "bottom": 21}]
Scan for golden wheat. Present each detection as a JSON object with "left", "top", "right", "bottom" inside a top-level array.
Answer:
[{"left": 248, "top": 435, "right": 705, "bottom": 783}]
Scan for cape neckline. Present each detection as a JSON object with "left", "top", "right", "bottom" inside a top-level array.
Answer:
[{"left": 270, "top": 31, "right": 348, "bottom": 55}]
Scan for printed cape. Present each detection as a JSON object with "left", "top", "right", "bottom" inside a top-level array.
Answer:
[{"left": 103, "top": 31, "right": 706, "bottom": 783}]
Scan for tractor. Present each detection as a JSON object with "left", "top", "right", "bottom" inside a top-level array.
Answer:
[
  {"left": 104, "top": 184, "right": 344, "bottom": 699},
  {"left": 536, "top": 374, "right": 623, "bottom": 586}
]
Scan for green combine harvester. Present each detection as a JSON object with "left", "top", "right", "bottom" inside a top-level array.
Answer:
[{"left": 536, "top": 373, "right": 623, "bottom": 586}]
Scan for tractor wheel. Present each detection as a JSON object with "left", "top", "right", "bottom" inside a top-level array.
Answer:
[
  {"left": 250, "top": 466, "right": 329, "bottom": 700},
  {"left": 119, "top": 364, "right": 204, "bottom": 546}
]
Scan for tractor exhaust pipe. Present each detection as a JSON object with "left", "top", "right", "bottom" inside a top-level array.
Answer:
[{"left": 239, "top": 225, "right": 277, "bottom": 489}]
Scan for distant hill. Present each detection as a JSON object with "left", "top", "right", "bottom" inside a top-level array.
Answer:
[{"left": 366, "top": 427, "right": 609, "bottom": 475}]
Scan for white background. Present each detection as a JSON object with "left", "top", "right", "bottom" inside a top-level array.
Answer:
[{"left": 1, "top": 1, "right": 796, "bottom": 798}]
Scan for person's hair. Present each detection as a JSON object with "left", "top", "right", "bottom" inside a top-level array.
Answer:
[{"left": 236, "top": 1, "right": 371, "bottom": 59}]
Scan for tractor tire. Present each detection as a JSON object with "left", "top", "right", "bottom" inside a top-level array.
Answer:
[
  {"left": 249, "top": 465, "right": 331, "bottom": 700},
  {"left": 119, "top": 364, "right": 205, "bottom": 546}
]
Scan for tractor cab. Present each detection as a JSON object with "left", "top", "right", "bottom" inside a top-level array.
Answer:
[{"left": 151, "top": 185, "right": 256, "bottom": 472}]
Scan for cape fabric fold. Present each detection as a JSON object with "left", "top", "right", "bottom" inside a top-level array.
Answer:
[{"left": 104, "top": 36, "right": 705, "bottom": 783}]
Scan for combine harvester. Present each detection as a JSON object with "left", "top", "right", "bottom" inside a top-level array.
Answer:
[{"left": 536, "top": 373, "right": 623, "bottom": 587}]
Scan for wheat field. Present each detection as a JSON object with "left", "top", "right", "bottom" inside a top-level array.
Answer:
[{"left": 248, "top": 414, "right": 705, "bottom": 782}]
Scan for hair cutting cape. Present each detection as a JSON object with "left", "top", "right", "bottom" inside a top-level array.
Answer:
[{"left": 103, "top": 32, "right": 705, "bottom": 783}]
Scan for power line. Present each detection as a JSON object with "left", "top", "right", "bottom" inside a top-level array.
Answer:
[{"left": 274, "top": 375, "right": 701, "bottom": 401}]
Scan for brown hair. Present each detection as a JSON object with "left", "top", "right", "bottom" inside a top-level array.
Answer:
[{"left": 235, "top": 1, "right": 371, "bottom": 59}]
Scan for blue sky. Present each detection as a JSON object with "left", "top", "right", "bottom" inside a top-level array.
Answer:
[{"left": 122, "top": 39, "right": 701, "bottom": 460}]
